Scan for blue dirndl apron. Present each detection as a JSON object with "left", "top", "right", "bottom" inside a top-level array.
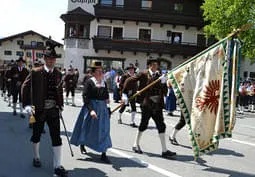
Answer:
[{"left": 70, "top": 100, "right": 112, "bottom": 152}]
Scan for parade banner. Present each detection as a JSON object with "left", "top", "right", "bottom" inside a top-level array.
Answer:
[{"left": 168, "top": 38, "right": 240, "bottom": 157}]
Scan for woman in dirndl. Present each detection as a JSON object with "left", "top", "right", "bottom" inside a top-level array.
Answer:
[
  {"left": 165, "top": 80, "right": 176, "bottom": 116},
  {"left": 70, "top": 61, "right": 112, "bottom": 163}
]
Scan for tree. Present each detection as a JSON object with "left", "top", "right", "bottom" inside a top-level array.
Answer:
[{"left": 201, "top": 0, "right": 255, "bottom": 59}]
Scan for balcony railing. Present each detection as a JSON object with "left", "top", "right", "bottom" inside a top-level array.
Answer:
[
  {"left": 93, "top": 36, "right": 206, "bottom": 57},
  {"left": 94, "top": 4, "right": 204, "bottom": 28}
]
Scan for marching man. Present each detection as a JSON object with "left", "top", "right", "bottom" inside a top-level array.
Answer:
[
  {"left": 122, "top": 58, "right": 176, "bottom": 159},
  {"left": 118, "top": 63, "right": 138, "bottom": 127},
  {"left": 22, "top": 39, "right": 68, "bottom": 177}
]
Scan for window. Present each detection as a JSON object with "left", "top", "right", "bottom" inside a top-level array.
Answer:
[
  {"left": 31, "top": 41, "right": 37, "bottom": 47},
  {"left": 197, "top": 34, "right": 206, "bottom": 47},
  {"left": 116, "top": 0, "right": 124, "bottom": 7},
  {"left": 139, "top": 29, "right": 151, "bottom": 41},
  {"left": 97, "top": 26, "right": 112, "bottom": 38},
  {"left": 16, "top": 51, "right": 24, "bottom": 56},
  {"left": 141, "top": 0, "right": 152, "bottom": 10},
  {"left": 174, "top": 3, "right": 183, "bottom": 12},
  {"left": 26, "top": 51, "right": 32, "bottom": 57},
  {"left": 113, "top": 27, "right": 123, "bottom": 39},
  {"left": 172, "top": 32, "right": 182, "bottom": 44},
  {"left": 101, "top": 0, "right": 112, "bottom": 6},
  {"left": 17, "top": 40, "right": 24, "bottom": 45},
  {"left": 4, "top": 50, "right": 12, "bottom": 55},
  {"left": 37, "top": 42, "right": 44, "bottom": 47},
  {"left": 250, "top": 72, "right": 255, "bottom": 79},
  {"left": 36, "top": 52, "right": 43, "bottom": 58}
]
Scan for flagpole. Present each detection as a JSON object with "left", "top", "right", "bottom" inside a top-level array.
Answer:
[
  {"left": 110, "top": 74, "right": 168, "bottom": 113},
  {"left": 229, "top": 39, "right": 240, "bottom": 132}
]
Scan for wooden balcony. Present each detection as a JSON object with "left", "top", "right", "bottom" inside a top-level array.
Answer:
[{"left": 93, "top": 36, "right": 206, "bottom": 57}]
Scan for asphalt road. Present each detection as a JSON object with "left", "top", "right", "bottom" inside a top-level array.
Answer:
[{"left": 0, "top": 92, "right": 255, "bottom": 177}]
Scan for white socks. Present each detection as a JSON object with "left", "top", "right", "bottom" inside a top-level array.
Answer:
[
  {"left": 33, "top": 143, "right": 40, "bottom": 159},
  {"left": 170, "top": 128, "right": 179, "bottom": 139},
  {"left": 53, "top": 146, "right": 62, "bottom": 168},
  {"left": 19, "top": 103, "right": 23, "bottom": 113},
  {"left": 119, "top": 113, "right": 122, "bottom": 121},
  {"left": 159, "top": 133, "right": 167, "bottom": 152},
  {"left": 131, "top": 112, "right": 136, "bottom": 123},
  {"left": 72, "top": 96, "right": 75, "bottom": 105},
  {"left": 13, "top": 103, "right": 17, "bottom": 111},
  {"left": 133, "top": 131, "right": 143, "bottom": 147}
]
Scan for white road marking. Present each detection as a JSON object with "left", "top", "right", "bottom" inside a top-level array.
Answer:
[
  {"left": 229, "top": 139, "right": 255, "bottom": 147},
  {"left": 109, "top": 148, "right": 182, "bottom": 177}
]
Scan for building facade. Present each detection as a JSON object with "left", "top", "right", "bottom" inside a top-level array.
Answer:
[
  {"left": 0, "top": 30, "right": 64, "bottom": 68},
  {"left": 61, "top": 0, "right": 212, "bottom": 75}
]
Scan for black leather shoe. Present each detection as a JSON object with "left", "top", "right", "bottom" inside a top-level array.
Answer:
[
  {"left": 80, "top": 145, "right": 87, "bottom": 154},
  {"left": 132, "top": 145, "right": 143, "bottom": 154},
  {"left": 169, "top": 137, "right": 179, "bottom": 145},
  {"left": 13, "top": 111, "right": 17, "bottom": 116},
  {"left": 20, "top": 114, "right": 25, "bottom": 119},
  {"left": 130, "top": 123, "right": 138, "bottom": 128},
  {"left": 101, "top": 153, "right": 111, "bottom": 164},
  {"left": 33, "top": 158, "right": 41, "bottom": 168},
  {"left": 162, "top": 150, "right": 176, "bottom": 159},
  {"left": 167, "top": 112, "right": 174, "bottom": 116},
  {"left": 54, "top": 166, "right": 68, "bottom": 177}
]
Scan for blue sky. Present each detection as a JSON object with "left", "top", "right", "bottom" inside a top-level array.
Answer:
[{"left": 0, "top": 0, "right": 68, "bottom": 43}]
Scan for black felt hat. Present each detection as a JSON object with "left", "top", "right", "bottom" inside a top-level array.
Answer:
[
  {"left": 43, "top": 37, "right": 61, "bottom": 59},
  {"left": 147, "top": 58, "right": 160, "bottom": 65},
  {"left": 16, "top": 57, "right": 25, "bottom": 63},
  {"left": 125, "top": 63, "right": 136, "bottom": 70}
]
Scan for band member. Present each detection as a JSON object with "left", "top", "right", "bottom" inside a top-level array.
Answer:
[
  {"left": 122, "top": 58, "right": 176, "bottom": 159},
  {"left": 118, "top": 63, "right": 138, "bottom": 127},
  {"left": 71, "top": 61, "right": 112, "bottom": 163},
  {"left": 247, "top": 81, "right": 255, "bottom": 112},
  {"left": 10, "top": 57, "right": 29, "bottom": 117},
  {"left": 113, "top": 71, "right": 121, "bottom": 103},
  {"left": 64, "top": 68, "right": 77, "bottom": 106},
  {"left": 5, "top": 63, "right": 14, "bottom": 106},
  {"left": 22, "top": 40, "right": 68, "bottom": 177},
  {"left": 238, "top": 81, "right": 246, "bottom": 114}
]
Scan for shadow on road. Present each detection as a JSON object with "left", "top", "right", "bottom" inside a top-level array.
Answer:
[
  {"left": 204, "top": 166, "right": 255, "bottom": 177},
  {"left": 69, "top": 167, "right": 109, "bottom": 177},
  {"left": 208, "top": 148, "right": 244, "bottom": 157},
  {"left": 77, "top": 152, "right": 146, "bottom": 172}
]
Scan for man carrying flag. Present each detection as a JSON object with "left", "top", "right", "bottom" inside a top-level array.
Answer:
[{"left": 122, "top": 58, "right": 176, "bottom": 159}]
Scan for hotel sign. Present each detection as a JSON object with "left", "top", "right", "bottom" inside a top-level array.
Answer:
[
  {"left": 68, "top": 0, "right": 97, "bottom": 15},
  {"left": 71, "top": 0, "right": 96, "bottom": 3}
]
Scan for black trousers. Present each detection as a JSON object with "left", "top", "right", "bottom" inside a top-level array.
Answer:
[
  {"left": 119, "top": 99, "right": 136, "bottom": 113},
  {"left": 12, "top": 86, "right": 21, "bottom": 103},
  {"left": 139, "top": 104, "right": 166, "bottom": 133},
  {"left": 31, "top": 108, "right": 62, "bottom": 146},
  {"left": 66, "top": 87, "right": 75, "bottom": 97},
  {"left": 175, "top": 113, "right": 186, "bottom": 130}
]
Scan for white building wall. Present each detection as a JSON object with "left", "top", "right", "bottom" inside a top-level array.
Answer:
[
  {"left": 240, "top": 58, "right": 255, "bottom": 80},
  {"left": 0, "top": 34, "right": 65, "bottom": 67}
]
